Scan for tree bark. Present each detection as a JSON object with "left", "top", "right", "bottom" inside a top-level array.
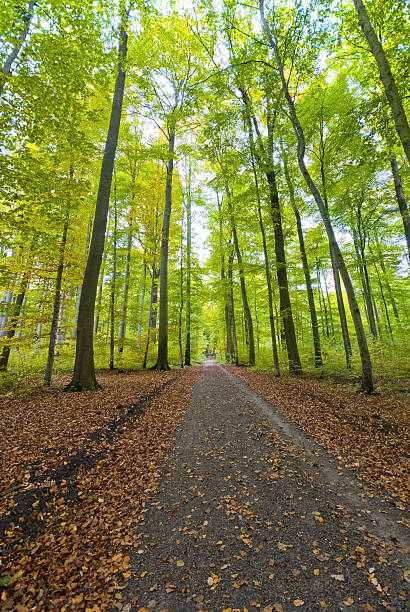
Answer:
[
  {"left": 184, "top": 180, "right": 192, "bottom": 366},
  {"left": 0, "top": 0, "right": 36, "bottom": 99},
  {"left": 228, "top": 245, "right": 239, "bottom": 365},
  {"left": 352, "top": 0, "right": 410, "bottom": 164},
  {"left": 0, "top": 268, "right": 31, "bottom": 370},
  {"left": 118, "top": 218, "right": 132, "bottom": 354},
  {"left": 227, "top": 190, "right": 255, "bottom": 366},
  {"left": 65, "top": 10, "right": 128, "bottom": 391},
  {"left": 390, "top": 152, "right": 410, "bottom": 258},
  {"left": 109, "top": 189, "right": 118, "bottom": 370},
  {"left": 260, "top": 0, "right": 374, "bottom": 392},
  {"left": 239, "top": 87, "right": 301, "bottom": 374},
  {"left": 217, "top": 195, "right": 234, "bottom": 362},
  {"left": 44, "top": 219, "right": 69, "bottom": 385},
  {"left": 154, "top": 121, "right": 176, "bottom": 370},
  {"left": 251, "top": 158, "right": 280, "bottom": 375},
  {"left": 281, "top": 147, "right": 322, "bottom": 367}
]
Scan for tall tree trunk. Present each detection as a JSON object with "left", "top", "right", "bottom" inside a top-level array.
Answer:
[
  {"left": 109, "top": 188, "right": 118, "bottom": 370},
  {"left": 143, "top": 252, "right": 158, "bottom": 369},
  {"left": 137, "top": 255, "right": 147, "bottom": 348},
  {"left": 281, "top": 148, "right": 322, "bottom": 367},
  {"left": 184, "top": 184, "right": 192, "bottom": 366},
  {"left": 94, "top": 251, "right": 106, "bottom": 335},
  {"left": 323, "top": 267, "right": 335, "bottom": 338},
  {"left": 217, "top": 195, "right": 233, "bottom": 362},
  {"left": 260, "top": 0, "right": 374, "bottom": 392},
  {"left": 118, "top": 218, "right": 132, "bottom": 354},
  {"left": 240, "top": 87, "right": 301, "bottom": 373},
  {"left": 316, "top": 260, "right": 329, "bottom": 338},
  {"left": 251, "top": 158, "right": 280, "bottom": 374},
  {"left": 375, "top": 237, "right": 399, "bottom": 319},
  {"left": 179, "top": 213, "right": 184, "bottom": 368},
  {"left": 352, "top": 0, "right": 410, "bottom": 164},
  {"left": 370, "top": 247, "right": 394, "bottom": 340},
  {"left": 353, "top": 229, "right": 377, "bottom": 338},
  {"left": 0, "top": 262, "right": 31, "bottom": 370},
  {"left": 227, "top": 190, "right": 255, "bottom": 366},
  {"left": 0, "top": 0, "right": 36, "bottom": 98},
  {"left": 228, "top": 245, "right": 239, "bottom": 365},
  {"left": 44, "top": 219, "right": 69, "bottom": 386},
  {"left": 155, "top": 121, "right": 176, "bottom": 370},
  {"left": 65, "top": 9, "right": 128, "bottom": 391},
  {"left": 390, "top": 152, "right": 410, "bottom": 258}
]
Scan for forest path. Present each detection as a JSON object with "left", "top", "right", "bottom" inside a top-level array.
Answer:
[{"left": 126, "top": 360, "right": 408, "bottom": 612}]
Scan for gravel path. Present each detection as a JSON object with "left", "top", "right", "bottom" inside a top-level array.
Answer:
[{"left": 127, "top": 360, "right": 409, "bottom": 612}]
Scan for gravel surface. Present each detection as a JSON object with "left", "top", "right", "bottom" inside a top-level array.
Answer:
[{"left": 126, "top": 360, "right": 409, "bottom": 611}]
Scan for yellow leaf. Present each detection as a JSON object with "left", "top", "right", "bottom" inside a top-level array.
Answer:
[
  {"left": 293, "top": 600, "right": 304, "bottom": 607},
  {"left": 176, "top": 560, "right": 184, "bottom": 567},
  {"left": 314, "top": 569, "right": 320, "bottom": 575},
  {"left": 344, "top": 597, "right": 354, "bottom": 607}
]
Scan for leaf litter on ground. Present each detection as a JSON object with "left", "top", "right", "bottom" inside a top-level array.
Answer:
[{"left": 0, "top": 366, "right": 201, "bottom": 610}]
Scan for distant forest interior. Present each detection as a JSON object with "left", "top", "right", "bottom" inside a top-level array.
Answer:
[{"left": 1, "top": 0, "right": 409, "bottom": 393}]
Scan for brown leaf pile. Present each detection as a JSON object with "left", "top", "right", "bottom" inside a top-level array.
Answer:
[
  {"left": 225, "top": 366, "right": 410, "bottom": 504},
  {"left": 0, "top": 366, "right": 200, "bottom": 610}
]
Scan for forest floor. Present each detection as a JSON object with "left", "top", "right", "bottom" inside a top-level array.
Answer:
[{"left": 0, "top": 361, "right": 409, "bottom": 611}]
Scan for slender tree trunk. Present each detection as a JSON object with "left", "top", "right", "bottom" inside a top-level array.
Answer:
[
  {"left": 251, "top": 158, "right": 280, "bottom": 374},
  {"left": 44, "top": 219, "right": 69, "bottom": 386},
  {"left": 352, "top": 0, "right": 410, "bottom": 164},
  {"left": 316, "top": 260, "right": 329, "bottom": 338},
  {"left": 281, "top": 148, "right": 322, "bottom": 367},
  {"left": 260, "top": 0, "right": 374, "bottom": 392},
  {"left": 228, "top": 245, "right": 239, "bottom": 365},
  {"left": 118, "top": 218, "right": 132, "bottom": 354},
  {"left": 0, "top": 0, "right": 36, "bottom": 98},
  {"left": 323, "top": 267, "right": 335, "bottom": 338},
  {"left": 0, "top": 266, "right": 31, "bottom": 370},
  {"left": 375, "top": 238, "right": 399, "bottom": 319},
  {"left": 370, "top": 249, "right": 394, "bottom": 340},
  {"left": 65, "top": 9, "right": 128, "bottom": 391},
  {"left": 143, "top": 253, "right": 158, "bottom": 369},
  {"left": 184, "top": 186, "right": 192, "bottom": 366},
  {"left": 94, "top": 251, "right": 106, "bottom": 335},
  {"left": 179, "top": 213, "right": 184, "bottom": 368},
  {"left": 240, "top": 87, "right": 301, "bottom": 373},
  {"left": 227, "top": 190, "right": 255, "bottom": 366},
  {"left": 155, "top": 122, "right": 176, "bottom": 370},
  {"left": 109, "top": 188, "right": 118, "bottom": 370},
  {"left": 390, "top": 152, "right": 410, "bottom": 258},
  {"left": 217, "top": 195, "right": 233, "bottom": 362},
  {"left": 137, "top": 256, "right": 147, "bottom": 348}
]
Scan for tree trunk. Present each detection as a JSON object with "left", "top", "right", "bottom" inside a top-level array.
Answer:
[
  {"left": 44, "top": 219, "right": 69, "bottom": 386},
  {"left": 228, "top": 245, "right": 239, "bottom": 365},
  {"left": 65, "top": 11, "right": 128, "bottom": 391},
  {"left": 94, "top": 251, "right": 106, "bottom": 335},
  {"left": 260, "top": 0, "right": 374, "bottom": 392},
  {"left": 217, "top": 195, "right": 234, "bottom": 362},
  {"left": 0, "top": 270, "right": 31, "bottom": 370},
  {"left": 179, "top": 213, "right": 184, "bottom": 368},
  {"left": 227, "top": 190, "right": 255, "bottom": 366},
  {"left": 0, "top": 0, "right": 36, "bottom": 98},
  {"left": 239, "top": 87, "right": 301, "bottom": 373},
  {"left": 352, "top": 0, "right": 410, "bottom": 164},
  {"left": 184, "top": 184, "right": 192, "bottom": 366},
  {"left": 154, "top": 122, "right": 176, "bottom": 370},
  {"left": 143, "top": 252, "right": 158, "bottom": 369},
  {"left": 109, "top": 189, "right": 118, "bottom": 370},
  {"left": 118, "top": 218, "right": 132, "bottom": 354},
  {"left": 375, "top": 237, "right": 399, "bottom": 319},
  {"left": 251, "top": 158, "right": 280, "bottom": 374},
  {"left": 137, "top": 251, "right": 147, "bottom": 348},
  {"left": 281, "top": 148, "right": 322, "bottom": 367},
  {"left": 390, "top": 152, "right": 410, "bottom": 258}
]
